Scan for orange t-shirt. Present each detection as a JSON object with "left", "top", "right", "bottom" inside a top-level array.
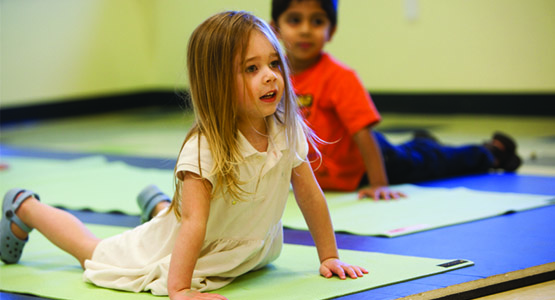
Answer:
[{"left": 291, "top": 53, "right": 381, "bottom": 191}]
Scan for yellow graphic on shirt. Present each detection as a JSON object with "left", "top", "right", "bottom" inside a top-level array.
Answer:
[
  {"left": 296, "top": 94, "right": 313, "bottom": 108},
  {"left": 296, "top": 94, "right": 313, "bottom": 118}
]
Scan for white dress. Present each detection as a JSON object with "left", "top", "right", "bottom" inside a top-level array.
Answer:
[{"left": 83, "top": 119, "right": 308, "bottom": 295}]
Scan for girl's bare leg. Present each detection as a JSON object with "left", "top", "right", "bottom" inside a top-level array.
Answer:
[
  {"left": 12, "top": 194, "right": 100, "bottom": 268},
  {"left": 152, "top": 201, "right": 171, "bottom": 218}
]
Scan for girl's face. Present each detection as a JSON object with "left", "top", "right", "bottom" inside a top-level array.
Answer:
[{"left": 235, "top": 30, "right": 284, "bottom": 129}]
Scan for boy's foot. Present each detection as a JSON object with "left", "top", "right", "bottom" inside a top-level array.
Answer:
[
  {"left": 484, "top": 132, "right": 522, "bottom": 172},
  {"left": 1, "top": 188, "right": 40, "bottom": 264}
]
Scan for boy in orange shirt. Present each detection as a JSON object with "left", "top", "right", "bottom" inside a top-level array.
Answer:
[{"left": 270, "top": 0, "right": 521, "bottom": 199}]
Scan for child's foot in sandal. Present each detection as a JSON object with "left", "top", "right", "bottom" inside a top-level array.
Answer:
[
  {"left": 137, "top": 185, "right": 171, "bottom": 223},
  {"left": 1, "top": 188, "right": 40, "bottom": 264}
]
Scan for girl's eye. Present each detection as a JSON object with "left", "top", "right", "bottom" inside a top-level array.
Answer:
[
  {"left": 269, "top": 60, "right": 280, "bottom": 69},
  {"left": 245, "top": 65, "right": 257, "bottom": 73}
]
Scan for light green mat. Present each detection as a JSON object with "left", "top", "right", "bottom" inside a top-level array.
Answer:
[
  {"left": 1, "top": 156, "right": 553, "bottom": 237},
  {"left": 0, "top": 224, "right": 473, "bottom": 300},
  {"left": 283, "top": 185, "right": 554, "bottom": 237},
  {"left": 0, "top": 108, "right": 194, "bottom": 159},
  {"left": 0, "top": 156, "right": 174, "bottom": 215}
]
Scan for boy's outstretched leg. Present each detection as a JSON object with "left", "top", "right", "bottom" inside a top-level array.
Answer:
[{"left": 1, "top": 188, "right": 100, "bottom": 268}]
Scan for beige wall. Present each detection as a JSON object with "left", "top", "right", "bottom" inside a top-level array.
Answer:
[
  {"left": 329, "top": 0, "right": 555, "bottom": 93},
  {"left": 1, "top": 0, "right": 554, "bottom": 108}
]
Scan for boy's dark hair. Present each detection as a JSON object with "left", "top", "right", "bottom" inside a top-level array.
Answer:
[{"left": 271, "top": 0, "right": 338, "bottom": 28}]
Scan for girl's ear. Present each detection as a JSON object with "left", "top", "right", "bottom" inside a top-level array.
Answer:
[{"left": 270, "top": 21, "right": 281, "bottom": 39}]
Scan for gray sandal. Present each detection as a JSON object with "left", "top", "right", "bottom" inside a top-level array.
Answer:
[
  {"left": 1, "top": 188, "right": 40, "bottom": 264},
  {"left": 137, "top": 185, "right": 171, "bottom": 223}
]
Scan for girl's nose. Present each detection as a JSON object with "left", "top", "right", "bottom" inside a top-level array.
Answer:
[{"left": 264, "top": 69, "right": 278, "bottom": 83}]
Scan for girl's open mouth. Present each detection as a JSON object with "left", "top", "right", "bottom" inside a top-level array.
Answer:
[{"left": 260, "top": 91, "right": 277, "bottom": 102}]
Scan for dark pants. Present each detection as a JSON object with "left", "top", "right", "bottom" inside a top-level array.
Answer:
[{"left": 360, "top": 131, "right": 495, "bottom": 186}]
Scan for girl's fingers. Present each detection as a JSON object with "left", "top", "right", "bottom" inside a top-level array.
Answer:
[
  {"left": 342, "top": 265, "right": 369, "bottom": 279},
  {"left": 322, "top": 268, "right": 332, "bottom": 278},
  {"left": 346, "top": 266, "right": 358, "bottom": 278},
  {"left": 354, "top": 265, "right": 369, "bottom": 276},
  {"left": 334, "top": 266, "right": 346, "bottom": 279},
  {"left": 339, "top": 265, "right": 367, "bottom": 279}
]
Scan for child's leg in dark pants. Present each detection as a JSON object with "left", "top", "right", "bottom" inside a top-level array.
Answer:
[{"left": 372, "top": 131, "right": 495, "bottom": 184}]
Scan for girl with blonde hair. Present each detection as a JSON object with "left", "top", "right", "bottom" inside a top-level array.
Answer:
[{"left": 1, "top": 11, "right": 367, "bottom": 300}]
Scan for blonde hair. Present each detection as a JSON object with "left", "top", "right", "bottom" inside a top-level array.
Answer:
[{"left": 170, "top": 11, "right": 316, "bottom": 219}]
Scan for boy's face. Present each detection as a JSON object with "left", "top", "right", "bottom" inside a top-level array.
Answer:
[{"left": 274, "top": 0, "right": 335, "bottom": 65}]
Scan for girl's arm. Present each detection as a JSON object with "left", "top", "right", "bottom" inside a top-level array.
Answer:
[
  {"left": 352, "top": 127, "right": 405, "bottom": 200},
  {"left": 291, "top": 162, "right": 368, "bottom": 279},
  {"left": 167, "top": 172, "right": 227, "bottom": 300}
]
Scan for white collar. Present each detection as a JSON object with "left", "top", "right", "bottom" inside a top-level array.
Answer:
[
  {"left": 237, "top": 117, "right": 287, "bottom": 157},
  {"left": 237, "top": 117, "right": 287, "bottom": 177}
]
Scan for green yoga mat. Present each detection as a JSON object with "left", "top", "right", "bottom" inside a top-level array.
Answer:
[
  {"left": 0, "top": 156, "right": 174, "bottom": 215},
  {"left": 1, "top": 156, "right": 553, "bottom": 237},
  {"left": 0, "top": 108, "right": 194, "bottom": 159},
  {"left": 283, "top": 185, "right": 554, "bottom": 237},
  {"left": 0, "top": 224, "right": 473, "bottom": 300}
]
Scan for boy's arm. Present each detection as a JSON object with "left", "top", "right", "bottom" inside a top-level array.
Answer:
[
  {"left": 352, "top": 127, "right": 405, "bottom": 200},
  {"left": 167, "top": 172, "right": 227, "bottom": 300},
  {"left": 291, "top": 162, "right": 367, "bottom": 279}
]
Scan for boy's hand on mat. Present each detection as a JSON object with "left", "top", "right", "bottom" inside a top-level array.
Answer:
[
  {"left": 170, "top": 289, "right": 228, "bottom": 300},
  {"left": 320, "top": 258, "right": 369, "bottom": 280},
  {"left": 358, "top": 186, "right": 406, "bottom": 201}
]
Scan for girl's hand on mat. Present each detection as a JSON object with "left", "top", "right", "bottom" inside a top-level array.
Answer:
[
  {"left": 170, "top": 289, "right": 228, "bottom": 300},
  {"left": 320, "top": 258, "right": 369, "bottom": 280},
  {"left": 358, "top": 186, "right": 406, "bottom": 201}
]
